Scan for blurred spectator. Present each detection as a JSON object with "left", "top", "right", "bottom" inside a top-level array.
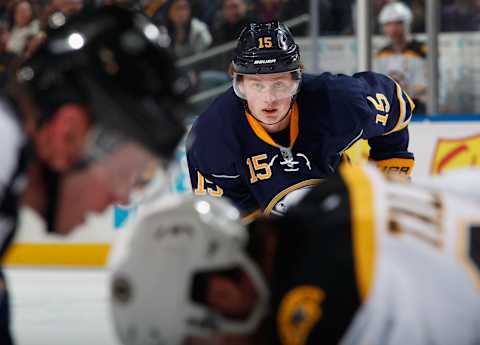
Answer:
[
  {"left": 0, "top": 22, "right": 15, "bottom": 88},
  {"left": 410, "top": 0, "right": 425, "bottom": 32},
  {"left": 0, "top": 4, "right": 7, "bottom": 21},
  {"left": 189, "top": 0, "right": 221, "bottom": 28},
  {"left": 211, "top": 0, "right": 255, "bottom": 46},
  {"left": 254, "top": 0, "right": 283, "bottom": 23},
  {"left": 145, "top": 0, "right": 221, "bottom": 28},
  {"left": 43, "top": 0, "right": 84, "bottom": 20},
  {"left": 441, "top": 0, "right": 480, "bottom": 32},
  {"left": 165, "top": 0, "right": 212, "bottom": 58},
  {"left": 278, "top": 0, "right": 309, "bottom": 35},
  {"left": 143, "top": 0, "right": 172, "bottom": 24},
  {"left": 180, "top": 0, "right": 222, "bottom": 29},
  {"left": 372, "top": 0, "right": 391, "bottom": 33},
  {"left": 104, "top": 0, "right": 143, "bottom": 10},
  {"left": 374, "top": 1, "right": 427, "bottom": 114},
  {"left": 6, "top": 0, "right": 40, "bottom": 55},
  {"left": 280, "top": 0, "right": 353, "bottom": 36},
  {"left": 23, "top": 29, "right": 45, "bottom": 59}
]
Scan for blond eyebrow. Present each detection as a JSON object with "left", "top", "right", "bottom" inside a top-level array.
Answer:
[{"left": 248, "top": 75, "right": 291, "bottom": 81}]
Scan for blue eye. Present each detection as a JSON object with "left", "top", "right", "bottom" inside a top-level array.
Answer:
[
  {"left": 252, "top": 82, "right": 264, "bottom": 91},
  {"left": 272, "top": 81, "right": 287, "bottom": 91}
]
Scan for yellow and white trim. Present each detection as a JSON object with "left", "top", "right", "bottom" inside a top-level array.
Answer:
[
  {"left": 340, "top": 164, "right": 377, "bottom": 301},
  {"left": 3, "top": 243, "right": 111, "bottom": 267},
  {"left": 384, "top": 80, "right": 413, "bottom": 135}
]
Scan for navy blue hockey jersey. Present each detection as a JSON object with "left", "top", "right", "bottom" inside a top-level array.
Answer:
[{"left": 187, "top": 72, "right": 414, "bottom": 217}]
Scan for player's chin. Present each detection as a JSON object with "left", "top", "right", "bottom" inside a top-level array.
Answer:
[
  {"left": 259, "top": 113, "right": 281, "bottom": 123},
  {"left": 54, "top": 192, "right": 115, "bottom": 234}
]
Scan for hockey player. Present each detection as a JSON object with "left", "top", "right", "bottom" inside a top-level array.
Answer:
[
  {"left": 111, "top": 163, "right": 480, "bottom": 345},
  {"left": 187, "top": 21, "right": 415, "bottom": 219},
  {"left": 374, "top": 2, "right": 427, "bottom": 114},
  {"left": 0, "top": 6, "right": 186, "bottom": 344}
]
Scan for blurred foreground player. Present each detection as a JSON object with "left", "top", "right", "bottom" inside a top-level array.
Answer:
[
  {"left": 0, "top": 5, "right": 187, "bottom": 344},
  {"left": 111, "top": 163, "right": 480, "bottom": 345}
]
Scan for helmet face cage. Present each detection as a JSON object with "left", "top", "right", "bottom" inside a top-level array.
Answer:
[
  {"left": 232, "top": 21, "right": 301, "bottom": 75},
  {"left": 233, "top": 69, "right": 302, "bottom": 101},
  {"left": 110, "top": 196, "right": 270, "bottom": 345}
]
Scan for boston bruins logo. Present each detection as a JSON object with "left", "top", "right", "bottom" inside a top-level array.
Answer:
[{"left": 277, "top": 286, "right": 326, "bottom": 345}]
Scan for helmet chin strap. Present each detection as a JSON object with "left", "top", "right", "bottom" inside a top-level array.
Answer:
[{"left": 245, "top": 97, "right": 295, "bottom": 126}]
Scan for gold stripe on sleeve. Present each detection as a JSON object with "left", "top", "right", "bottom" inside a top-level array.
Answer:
[{"left": 242, "top": 209, "right": 262, "bottom": 224}]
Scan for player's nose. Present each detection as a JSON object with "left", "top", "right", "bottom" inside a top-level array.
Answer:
[{"left": 263, "top": 90, "right": 277, "bottom": 103}]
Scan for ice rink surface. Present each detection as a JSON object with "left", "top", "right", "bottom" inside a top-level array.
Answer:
[{"left": 5, "top": 268, "right": 120, "bottom": 345}]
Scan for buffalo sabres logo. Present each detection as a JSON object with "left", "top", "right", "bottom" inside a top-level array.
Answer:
[
  {"left": 269, "top": 147, "right": 312, "bottom": 173},
  {"left": 271, "top": 187, "right": 313, "bottom": 216},
  {"left": 264, "top": 179, "right": 322, "bottom": 216},
  {"left": 277, "top": 286, "right": 325, "bottom": 345}
]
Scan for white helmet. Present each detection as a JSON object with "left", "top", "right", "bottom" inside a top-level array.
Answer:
[
  {"left": 378, "top": 1, "right": 412, "bottom": 27},
  {"left": 110, "top": 194, "right": 269, "bottom": 345}
]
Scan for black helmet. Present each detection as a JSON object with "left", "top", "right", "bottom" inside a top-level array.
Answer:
[
  {"left": 16, "top": 5, "right": 188, "bottom": 160},
  {"left": 232, "top": 21, "right": 300, "bottom": 75}
]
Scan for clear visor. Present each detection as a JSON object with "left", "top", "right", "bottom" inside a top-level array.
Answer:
[{"left": 233, "top": 69, "right": 302, "bottom": 101}]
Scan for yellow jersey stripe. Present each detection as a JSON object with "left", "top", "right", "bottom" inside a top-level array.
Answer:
[
  {"left": 376, "top": 50, "right": 425, "bottom": 59},
  {"left": 242, "top": 209, "right": 262, "bottom": 224},
  {"left": 290, "top": 103, "right": 299, "bottom": 146},
  {"left": 384, "top": 80, "right": 408, "bottom": 135},
  {"left": 3, "top": 243, "right": 111, "bottom": 267},
  {"left": 405, "top": 90, "right": 416, "bottom": 113},
  {"left": 340, "top": 164, "right": 376, "bottom": 301}
]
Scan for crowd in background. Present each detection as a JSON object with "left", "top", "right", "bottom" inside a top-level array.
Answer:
[
  {"left": 0, "top": 0, "right": 479, "bottom": 112},
  {"left": 1, "top": 0, "right": 479, "bottom": 60}
]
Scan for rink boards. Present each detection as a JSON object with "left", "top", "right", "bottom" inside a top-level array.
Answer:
[{"left": 4, "top": 115, "right": 480, "bottom": 267}]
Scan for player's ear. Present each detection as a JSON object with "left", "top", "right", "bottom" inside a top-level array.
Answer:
[
  {"left": 228, "top": 63, "right": 236, "bottom": 78},
  {"left": 299, "top": 63, "right": 304, "bottom": 74}
]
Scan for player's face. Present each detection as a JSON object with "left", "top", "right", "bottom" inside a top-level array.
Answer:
[
  {"left": 383, "top": 21, "right": 407, "bottom": 42},
  {"left": 52, "top": 142, "right": 155, "bottom": 233},
  {"left": 27, "top": 104, "right": 158, "bottom": 233},
  {"left": 242, "top": 73, "right": 296, "bottom": 132},
  {"left": 169, "top": 0, "right": 191, "bottom": 26},
  {"left": 183, "top": 270, "right": 262, "bottom": 345},
  {"left": 206, "top": 270, "right": 259, "bottom": 319}
]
